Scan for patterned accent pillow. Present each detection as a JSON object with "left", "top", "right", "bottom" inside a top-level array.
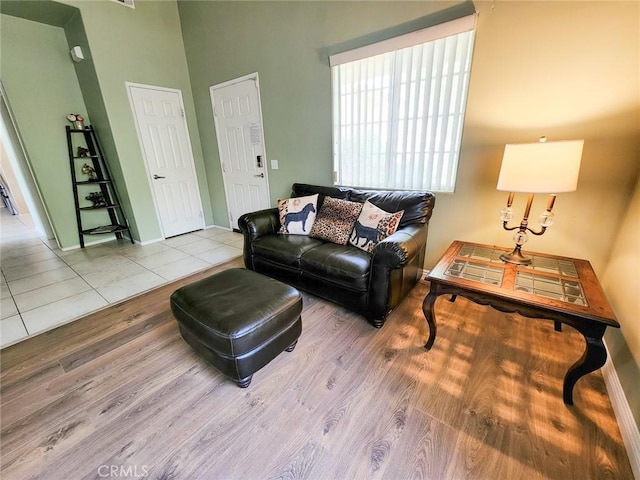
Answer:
[
  {"left": 349, "top": 200, "right": 404, "bottom": 253},
  {"left": 309, "top": 197, "right": 363, "bottom": 245},
  {"left": 277, "top": 194, "right": 318, "bottom": 235}
]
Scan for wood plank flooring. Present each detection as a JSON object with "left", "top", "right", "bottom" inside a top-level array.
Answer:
[{"left": 0, "top": 258, "right": 633, "bottom": 479}]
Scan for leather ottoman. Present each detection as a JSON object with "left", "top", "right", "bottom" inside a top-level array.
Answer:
[{"left": 170, "top": 268, "right": 302, "bottom": 387}]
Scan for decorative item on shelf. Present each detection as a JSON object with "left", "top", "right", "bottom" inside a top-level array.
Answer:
[
  {"left": 91, "top": 225, "right": 119, "bottom": 234},
  {"left": 77, "top": 146, "right": 90, "bottom": 158},
  {"left": 66, "top": 113, "right": 85, "bottom": 130},
  {"left": 81, "top": 163, "right": 98, "bottom": 180},
  {"left": 496, "top": 136, "right": 583, "bottom": 265},
  {"left": 85, "top": 192, "right": 108, "bottom": 207}
]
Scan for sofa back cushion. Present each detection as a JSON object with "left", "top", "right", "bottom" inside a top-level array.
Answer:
[
  {"left": 349, "top": 188, "right": 434, "bottom": 228},
  {"left": 291, "top": 183, "right": 350, "bottom": 210},
  {"left": 291, "top": 183, "right": 435, "bottom": 228}
]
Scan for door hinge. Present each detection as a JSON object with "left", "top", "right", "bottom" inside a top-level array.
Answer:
[{"left": 180, "top": 108, "right": 185, "bottom": 118}]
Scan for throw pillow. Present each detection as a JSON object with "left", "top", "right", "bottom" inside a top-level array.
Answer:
[
  {"left": 349, "top": 200, "right": 404, "bottom": 253},
  {"left": 310, "top": 197, "right": 363, "bottom": 245},
  {"left": 277, "top": 194, "right": 318, "bottom": 235}
]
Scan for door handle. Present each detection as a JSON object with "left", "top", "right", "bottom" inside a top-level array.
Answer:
[
  {"left": 254, "top": 173, "right": 265, "bottom": 178},
  {"left": 153, "top": 174, "right": 166, "bottom": 180}
]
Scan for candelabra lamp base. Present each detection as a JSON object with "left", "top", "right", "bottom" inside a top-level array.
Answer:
[{"left": 500, "top": 245, "right": 532, "bottom": 265}]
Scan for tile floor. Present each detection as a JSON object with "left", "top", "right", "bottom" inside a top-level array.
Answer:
[{"left": 0, "top": 208, "right": 243, "bottom": 348}]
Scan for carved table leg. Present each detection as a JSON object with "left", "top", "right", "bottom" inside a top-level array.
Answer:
[
  {"left": 422, "top": 285, "right": 439, "bottom": 350},
  {"left": 563, "top": 323, "right": 607, "bottom": 405}
]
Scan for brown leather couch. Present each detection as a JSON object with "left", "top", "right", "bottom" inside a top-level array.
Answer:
[{"left": 238, "top": 183, "right": 435, "bottom": 328}]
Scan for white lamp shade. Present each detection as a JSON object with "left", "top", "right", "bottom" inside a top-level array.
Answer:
[{"left": 497, "top": 139, "right": 584, "bottom": 193}]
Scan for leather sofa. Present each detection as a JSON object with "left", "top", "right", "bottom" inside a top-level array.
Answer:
[{"left": 238, "top": 183, "right": 435, "bottom": 328}]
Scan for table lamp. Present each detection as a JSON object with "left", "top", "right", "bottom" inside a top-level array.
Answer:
[{"left": 497, "top": 137, "right": 583, "bottom": 265}]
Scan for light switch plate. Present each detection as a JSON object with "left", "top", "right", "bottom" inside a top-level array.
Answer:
[{"left": 271, "top": 159, "right": 279, "bottom": 170}]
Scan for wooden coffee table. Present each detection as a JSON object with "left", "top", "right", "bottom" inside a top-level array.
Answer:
[{"left": 423, "top": 240, "right": 619, "bottom": 405}]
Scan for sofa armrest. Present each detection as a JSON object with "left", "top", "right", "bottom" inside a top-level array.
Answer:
[
  {"left": 238, "top": 208, "right": 280, "bottom": 241},
  {"left": 238, "top": 208, "right": 280, "bottom": 271},
  {"left": 372, "top": 224, "right": 428, "bottom": 268}
]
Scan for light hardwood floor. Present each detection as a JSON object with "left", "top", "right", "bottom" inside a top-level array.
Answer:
[{"left": 0, "top": 258, "right": 633, "bottom": 479}]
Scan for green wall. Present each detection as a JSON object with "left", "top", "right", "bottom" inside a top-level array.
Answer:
[
  {"left": 63, "top": 8, "right": 139, "bottom": 243},
  {"left": 0, "top": 13, "right": 96, "bottom": 248},
  {"left": 61, "top": 0, "right": 214, "bottom": 241},
  {"left": 178, "top": 0, "right": 467, "bottom": 228},
  {"left": 1, "top": 0, "right": 215, "bottom": 248}
]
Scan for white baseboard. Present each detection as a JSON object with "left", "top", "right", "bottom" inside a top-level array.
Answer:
[
  {"left": 206, "top": 224, "right": 232, "bottom": 232},
  {"left": 602, "top": 343, "right": 640, "bottom": 480},
  {"left": 59, "top": 235, "right": 126, "bottom": 251},
  {"left": 138, "top": 236, "right": 164, "bottom": 246}
]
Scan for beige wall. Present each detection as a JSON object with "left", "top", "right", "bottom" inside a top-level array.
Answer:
[
  {"left": 425, "top": 1, "right": 640, "bottom": 275},
  {"left": 603, "top": 173, "right": 640, "bottom": 426},
  {"left": 431, "top": 0, "right": 639, "bottom": 429}
]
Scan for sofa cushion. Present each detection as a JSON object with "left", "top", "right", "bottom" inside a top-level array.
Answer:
[
  {"left": 277, "top": 194, "right": 318, "bottom": 235},
  {"left": 309, "top": 197, "right": 363, "bottom": 245},
  {"left": 349, "top": 200, "right": 404, "bottom": 253},
  {"left": 252, "top": 235, "right": 324, "bottom": 268},
  {"left": 291, "top": 183, "right": 350, "bottom": 210},
  {"left": 349, "top": 188, "right": 434, "bottom": 228},
  {"left": 300, "top": 243, "right": 371, "bottom": 292}
]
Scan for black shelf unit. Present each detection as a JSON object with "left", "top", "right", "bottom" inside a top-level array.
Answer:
[{"left": 66, "top": 125, "right": 134, "bottom": 248}]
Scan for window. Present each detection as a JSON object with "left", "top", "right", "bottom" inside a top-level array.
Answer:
[{"left": 330, "top": 15, "right": 476, "bottom": 192}]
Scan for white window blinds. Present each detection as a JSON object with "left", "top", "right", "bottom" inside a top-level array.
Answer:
[{"left": 330, "top": 14, "right": 476, "bottom": 192}]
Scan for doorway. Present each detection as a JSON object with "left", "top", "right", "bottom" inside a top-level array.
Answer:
[
  {"left": 0, "top": 82, "right": 55, "bottom": 242},
  {"left": 127, "top": 83, "right": 205, "bottom": 238},
  {"left": 210, "top": 73, "right": 270, "bottom": 230}
]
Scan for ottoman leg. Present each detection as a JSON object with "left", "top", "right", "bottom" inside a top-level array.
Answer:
[
  {"left": 237, "top": 375, "right": 252, "bottom": 388},
  {"left": 285, "top": 340, "right": 298, "bottom": 352}
]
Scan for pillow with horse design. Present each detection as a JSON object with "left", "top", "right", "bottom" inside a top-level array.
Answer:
[
  {"left": 277, "top": 194, "right": 318, "bottom": 235},
  {"left": 349, "top": 200, "right": 404, "bottom": 253}
]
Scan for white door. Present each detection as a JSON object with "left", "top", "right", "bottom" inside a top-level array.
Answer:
[
  {"left": 127, "top": 84, "right": 204, "bottom": 238},
  {"left": 210, "top": 73, "right": 270, "bottom": 229}
]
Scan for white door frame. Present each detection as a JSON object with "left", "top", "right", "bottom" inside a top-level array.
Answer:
[
  {"left": 126, "top": 81, "right": 205, "bottom": 239},
  {"left": 209, "top": 72, "right": 270, "bottom": 228}
]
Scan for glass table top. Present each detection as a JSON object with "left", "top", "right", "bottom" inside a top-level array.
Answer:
[
  {"left": 458, "top": 244, "right": 579, "bottom": 277},
  {"left": 445, "top": 259, "right": 503, "bottom": 286},
  {"left": 515, "top": 272, "right": 587, "bottom": 306},
  {"left": 446, "top": 244, "right": 587, "bottom": 306}
]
